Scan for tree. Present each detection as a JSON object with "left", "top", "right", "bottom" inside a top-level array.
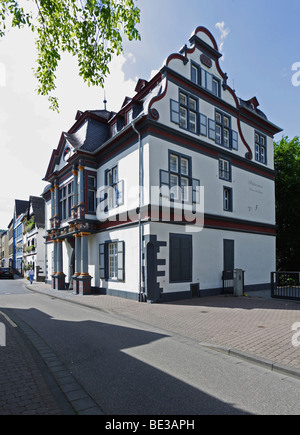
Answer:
[
  {"left": 274, "top": 136, "right": 300, "bottom": 271},
  {"left": 0, "top": 0, "right": 141, "bottom": 111}
]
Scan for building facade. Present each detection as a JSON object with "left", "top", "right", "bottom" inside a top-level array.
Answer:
[
  {"left": 13, "top": 200, "right": 29, "bottom": 274},
  {"left": 8, "top": 219, "right": 13, "bottom": 269},
  {"left": 43, "top": 26, "right": 281, "bottom": 302},
  {"left": 22, "top": 196, "right": 46, "bottom": 281},
  {"left": 0, "top": 230, "right": 9, "bottom": 267}
]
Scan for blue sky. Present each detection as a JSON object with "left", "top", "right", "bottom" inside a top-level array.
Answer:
[{"left": 0, "top": 0, "right": 299, "bottom": 229}]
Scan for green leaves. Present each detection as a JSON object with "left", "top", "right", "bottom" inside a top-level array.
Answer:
[
  {"left": 0, "top": 0, "right": 141, "bottom": 111},
  {"left": 274, "top": 136, "right": 300, "bottom": 270}
]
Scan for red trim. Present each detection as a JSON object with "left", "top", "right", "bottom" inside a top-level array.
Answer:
[
  {"left": 148, "top": 75, "right": 169, "bottom": 120},
  {"left": 193, "top": 26, "right": 219, "bottom": 51},
  {"left": 97, "top": 210, "right": 276, "bottom": 236},
  {"left": 147, "top": 124, "right": 274, "bottom": 179},
  {"left": 205, "top": 216, "right": 276, "bottom": 235},
  {"left": 166, "top": 53, "right": 188, "bottom": 67}
]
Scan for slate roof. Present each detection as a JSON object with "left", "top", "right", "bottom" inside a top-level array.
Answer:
[
  {"left": 27, "top": 196, "right": 45, "bottom": 229},
  {"left": 64, "top": 117, "right": 109, "bottom": 152},
  {"left": 15, "top": 200, "right": 29, "bottom": 218}
]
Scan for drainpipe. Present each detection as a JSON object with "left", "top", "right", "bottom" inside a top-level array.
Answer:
[{"left": 132, "top": 120, "right": 143, "bottom": 302}]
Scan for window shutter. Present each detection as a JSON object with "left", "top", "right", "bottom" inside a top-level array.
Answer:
[
  {"left": 232, "top": 130, "right": 238, "bottom": 150},
  {"left": 206, "top": 72, "right": 213, "bottom": 93},
  {"left": 160, "top": 170, "right": 170, "bottom": 198},
  {"left": 99, "top": 243, "right": 106, "bottom": 279},
  {"left": 160, "top": 170, "right": 169, "bottom": 186},
  {"left": 170, "top": 234, "right": 192, "bottom": 283},
  {"left": 98, "top": 187, "right": 108, "bottom": 213},
  {"left": 200, "top": 114, "right": 207, "bottom": 136},
  {"left": 170, "top": 100, "right": 180, "bottom": 124},
  {"left": 208, "top": 119, "right": 216, "bottom": 140},
  {"left": 117, "top": 241, "right": 125, "bottom": 281},
  {"left": 192, "top": 178, "right": 200, "bottom": 204}
]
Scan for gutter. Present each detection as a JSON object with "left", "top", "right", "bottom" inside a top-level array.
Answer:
[{"left": 132, "top": 120, "right": 143, "bottom": 302}]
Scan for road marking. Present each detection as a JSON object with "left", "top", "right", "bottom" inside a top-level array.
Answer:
[{"left": 0, "top": 310, "right": 17, "bottom": 328}]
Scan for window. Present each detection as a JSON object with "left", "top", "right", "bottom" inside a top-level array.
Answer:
[
  {"left": 212, "top": 78, "right": 220, "bottom": 97},
  {"left": 219, "top": 158, "right": 231, "bottom": 181},
  {"left": 99, "top": 165, "right": 124, "bottom": 212},
  {"left": 99, "top": 241, "right": 125, "bottom": 281},
  {"left": 59, "top": 182, "right": 73, "bottom": 221},
  {"left": 207, "top": 111, "right": 238, "bottom": 151},
  {"left": 255, "top": 132, "right": 267, "bottom": 164},
  {"left": 170, "top": 234, "right": 192, "bottom": 283},
  {"left": 191, "top": 64, "right": 198, "bottom": 84},
  {"left": 179, "top": 91, "right": 198, "bottom": 133},
  {"left": 170, "top": 91, "right": 198, "bottom": 134},
  {"left": 223, "top": 187, "right": 233, "bottom": 212},
  {"left": 191, "top": 62, "right": 221, "bottom": 98},
  {"left": 169, "top": 152, "right": 191, "bottom": 201},
  {"left": 112, "top": 123, "right": 118, "bottom": 137},
  {"left": 216, "top": 111, "right": 231, "bottom": 148},
  {"left": 87, "top": 174, "right": 97, "bottom": 213},
  {"left": 108, "top": 242, "right": 118, "bottom": 279},
  {"left": 160, "top": 151, "right": 200, "bottom": 204},
  {"left": 126, "top": 109, "right": 133, "bottom": 125},
  {"left": 106, "top": 166, "right": 118, "bottom": 209}
]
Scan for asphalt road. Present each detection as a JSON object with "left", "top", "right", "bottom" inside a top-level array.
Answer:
[{"left": 1, "top": 278, "right": 300, "bottom": 415}]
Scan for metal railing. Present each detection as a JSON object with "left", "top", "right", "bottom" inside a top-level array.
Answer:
[
  {"left": 222, "top": 270, "right": 234, "bottom": 294},
  {"left": 271, "top": 272, "right": 300, "bottom": 300}
]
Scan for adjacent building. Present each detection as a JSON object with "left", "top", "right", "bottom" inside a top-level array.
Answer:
[
  {"left": 13, "top": 200, "right": 29, "bottom": 274},
  {"left": 0, "top": 230, "right": 9, "bottom": 267},
  {"left": 22, "top": 196, "right": 46, "bottom": 281},
  {"left": 8, "top": 219, "right": 13, "bottom": 269},
  {"left": 42, "top": 26, "right": 281, "bottom": 302}
]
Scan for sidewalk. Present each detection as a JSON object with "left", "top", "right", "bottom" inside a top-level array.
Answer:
[
  {"left": 25, "top": 279, "right": 300, "bottom": 375},
  {"left": 0, "top": 310, "right": 72, "bottom": 415}
]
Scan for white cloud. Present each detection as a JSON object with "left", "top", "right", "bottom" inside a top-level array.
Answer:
[
  {"left": 103, "top": 53, "right": 138, "bottom": 112},
  {"left": 215, "top": 22, "right": 230, "bottom": 57}
]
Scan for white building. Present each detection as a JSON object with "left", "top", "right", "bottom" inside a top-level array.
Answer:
[
  {"left": 23, "top": 196, "right": 46, "bottom": 281},
  {"left": 42, "top": 26, "right": 281, "bottom": 301}
]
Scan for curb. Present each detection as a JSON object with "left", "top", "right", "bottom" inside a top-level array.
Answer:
[
  {"left": 199, "top": 342, "right": 300, "bottom": 381},
  {"left": 1, "top": 308, "right": 105, "bottom": 416}
]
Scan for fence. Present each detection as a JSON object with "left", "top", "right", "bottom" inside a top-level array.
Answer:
[
  {"left": 222, "top": 270, "right": 234, "bottom": 294},
  {"left": 271, "top": 272, "right": 300, "bottom": 301},
  {"left": 222, "top": 270, "right": 245, "bottom": 295}
]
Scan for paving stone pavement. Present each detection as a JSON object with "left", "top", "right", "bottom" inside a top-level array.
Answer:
[
  {"left": 0, "top": 307, "right": 104, "bottom": 415},
  {"left": 2, "top": 278, "right": 300, "bottom": 415},
  {"left": 0, "top": 310, "right": 69, "bottom": 415},
  {"left": 24, "top": 280, "right": 300, "bottom": 374}
]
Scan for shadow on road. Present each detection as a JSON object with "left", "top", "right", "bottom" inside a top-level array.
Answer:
[{"left": 5, "top": 306, "right": 251, "bottom": 415}]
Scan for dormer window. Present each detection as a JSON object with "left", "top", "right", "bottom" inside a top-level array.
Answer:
[
  {"left": 112, "top": 123, "right": 118, "bottom": 137},
  {"left": 63, "top": 145, "right": 71, "bottom": 162},
  {"left": 126, "top": 109, "right": 133, "bottom": 125}
]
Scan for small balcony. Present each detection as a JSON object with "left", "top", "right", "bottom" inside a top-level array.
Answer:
[{"left": 25, "top": 245, "right": 36, "bottom": 254}]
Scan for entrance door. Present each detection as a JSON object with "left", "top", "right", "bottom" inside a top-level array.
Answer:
[
  {"left": 223, "top": 240, "right": 234, "bottom": 294},
  {"left": 223, "top": 239, "right": 234, "bottom": 271}
]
